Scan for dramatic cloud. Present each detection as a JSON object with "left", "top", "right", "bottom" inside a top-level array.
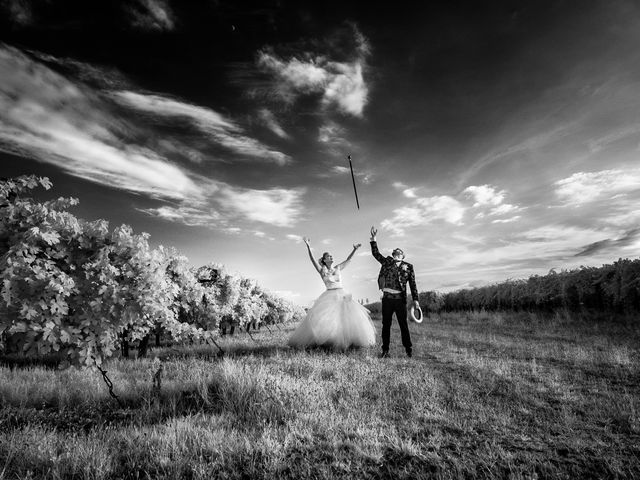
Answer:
[
  {"left": 113, "top": 91, "right": 291, "bottom": 165},
  {"left": 0, "top": 45, "right": 304, "bottom": 232},
  {"left": 554, "top": 168, "right": 640, "bottom": 206},
  {"left": 257, "top": 27, "right": 370, "bottom": 117},
  {"left": 257, "top": 108, "right": 290, "bottom": 140},
  {"left": 383, "top": 183, "right": 523, "bottom": 236},
  {"left": 381, "top": 195, "right": 466, "bottom": 236},
  {"left": 575, "top": 228, "right": 640, "bottom": 257},
  {"left": 139, "top": 177, "right": 305, "bottom": 229},
  {"left": 464, "top": 184, "right": 521, "bottom": 217},
  {"left": 491, "top": 215, "right": 521, "bottom": 224},
  {"left": 125, "top": 0, "right": 175, "bottom": 31},
  {"left": 463, "top": 185, "right": 505, "bottom": 207},
  {"left": 318, "top": 121, "right": 351, "bottom": 146},
  {"left": 0, "top": 45, "right": 200, "bottom": 201},
  {"left": 138, "top": 203, "right": 221, "bottom": 227},
  {"left": 217, "top": 185, "right": 305, "bottom": 227},
  {"left": 418, "top": 223, "right": 614, "bottom": 292},
  {"left": 316, "top": 120, "right": 358, "bottom": 160}
]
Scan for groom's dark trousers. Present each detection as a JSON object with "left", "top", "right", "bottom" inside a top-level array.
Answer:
[{"left": 381, "top": 292, "right": 412, "bottom": 353}]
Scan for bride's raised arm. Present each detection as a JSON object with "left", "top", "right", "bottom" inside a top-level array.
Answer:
[
  {"left": 303, "top": 237, "right": 322, "bottom": 273},
  {"left": 336, "top": 243, "right": 361, "bottom": 270}
]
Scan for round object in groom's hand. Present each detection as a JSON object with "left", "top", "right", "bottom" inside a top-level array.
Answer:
[{"left": 410, "top": 304, "right": 423, "bottom": 323}]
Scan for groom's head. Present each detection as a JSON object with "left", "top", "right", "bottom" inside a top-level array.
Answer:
[{"left": 392, "top": 248, "right": 404, "bottom": 261}]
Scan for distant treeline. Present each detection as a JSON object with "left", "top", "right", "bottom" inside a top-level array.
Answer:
[{"left": 366, "top": 259, "right": 640, "bottom": 315}]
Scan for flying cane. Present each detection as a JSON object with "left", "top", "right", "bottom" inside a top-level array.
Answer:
[{"left": 348, "top": 155, "right": 360, "bottom": 210}]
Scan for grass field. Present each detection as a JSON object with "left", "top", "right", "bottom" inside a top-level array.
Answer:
[{"left": 1, "top": 311, "right": 639, "bottom": 479}]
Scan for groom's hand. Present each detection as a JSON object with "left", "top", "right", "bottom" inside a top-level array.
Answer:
[{"left": 370, "top": 226, "right": 377, "bottom": 241}]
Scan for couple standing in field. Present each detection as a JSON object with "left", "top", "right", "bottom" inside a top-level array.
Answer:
[{"left": 288, "top": 226, "right": 420, "bottom": 358}]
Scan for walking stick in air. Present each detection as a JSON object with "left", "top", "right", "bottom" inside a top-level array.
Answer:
[{"left": 348, "top": 155, "right": 360, "bottom": 210}]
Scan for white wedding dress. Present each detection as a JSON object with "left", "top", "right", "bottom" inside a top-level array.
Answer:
[{"left": 288, "top": 265, "right": 376, "bottom": 350}]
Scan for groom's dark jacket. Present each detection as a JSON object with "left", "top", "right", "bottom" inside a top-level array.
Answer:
[{"left": 370, "top": 241, "right": 419, "bottom": 301}]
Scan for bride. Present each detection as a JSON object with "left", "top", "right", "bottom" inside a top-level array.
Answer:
[{"left": 288, "top": 237, "right": 376, "bottom": 350}]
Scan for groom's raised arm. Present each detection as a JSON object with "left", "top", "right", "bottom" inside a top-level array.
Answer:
[{"left": 370, "top": 226, "right": 386, "bottom": 264}]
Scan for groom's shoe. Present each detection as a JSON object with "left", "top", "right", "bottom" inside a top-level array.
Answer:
[
  {"left": 406, "top": 349, "right": 412, "bottom": 358},
  {"left": 379, "top": 350, "right": 389, "bottom": 358}
]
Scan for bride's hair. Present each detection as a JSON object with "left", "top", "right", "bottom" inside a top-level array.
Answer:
[{"left": 319, "top": 252, "right": 331, "bottom": 268}]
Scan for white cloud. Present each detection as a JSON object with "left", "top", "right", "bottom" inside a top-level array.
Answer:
[
  {"left": 491, "top": 216, "right": 521, "bottom": 224},
  {"left": 0, "top": 46, "right": 305, "bottom": 232},
  {"left": 0, "top": 46, "right": 200, "bottom": 202},
  {"left": 518, "top": 225, "right": 603, "bottom": 244},
  {"left": 330, "top": 166, "right": 350, "bottom": 175},
  {"left": 137, "top": 203, "right": 221, "bottom": 227},
  {"left": 139, "top": 181, "right": 304, "bottom": 229},
  {"left": 321, "top": 61, "right": 368, "bottom": 116},
  {"left": 257, "top": 28, "right": 370, "bottom": 117},
  {"left": 463, "top": 184, "right": 522, "bottom": 217},
  {"left": 383, "top": 182, "right": 525, "bottom": 238},
  {"left": 318, "top": 122, "right": 347, "bottom": 144},
  {"left": 317, "top": 121, "right": 358, "bottom": 158},
  {"left": 555, "top": 169, "right": 640, "bottom": 205},
  {"left": 258, "top": 55, "right": 327, "bottom": 91},
  {"left": 125, "top": 0, "right": 175, "bottom": 31},
  {"left": 113, "top": 91, "right": 291, "bottom": 165},
  {"left": 257, "top": 108, "right": 290, "bottom": 140},
  {"left": 217, "top": 185, "right": 305, "bottom": 228},
  {"left": 318, "top": 161, "right": 373, "bottom": 185},
  {"left": 392, "top": 182, "right": 420, "bottom": 198},
  {"left": 463, "top": 185, "right": 505, "bottom": 207},
  {"left": 286, "top": 234, "right": 303, "bottom": 243},
  {"left": 381, "top": 195, "right": 466, "bottom": 236},
  {"left": 489, "top": 203, "right": 520, "bottom": 216},
  {"left": 419, "top": 224, "right": 613, "bottom": 290},
  {"left": 402, "top": 188, "right": 417, "bottom": 198}
]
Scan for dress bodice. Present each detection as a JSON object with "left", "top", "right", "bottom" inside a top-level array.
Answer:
[{"left": 320, "top": 266, "right": 343, "bottom": 289}]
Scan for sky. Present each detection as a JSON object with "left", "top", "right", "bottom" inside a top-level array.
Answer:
[{"left": 1, "top": 0, "right": 639, "bottom": 306}]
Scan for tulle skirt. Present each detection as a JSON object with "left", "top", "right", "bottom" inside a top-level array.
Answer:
[{"left": 288, "top": 288, "right": 377, "bottom": 350}]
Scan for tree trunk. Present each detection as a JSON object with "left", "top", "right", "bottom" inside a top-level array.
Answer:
[
  {"left": 121, "top": 334, "right": 129, "bottom": 358},
  {"left": 138, "top": 334, "right": 150, "bottom": 358}
]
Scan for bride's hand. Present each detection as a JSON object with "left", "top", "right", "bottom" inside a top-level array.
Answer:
[
  {"left": 353, "top": 243, "right": 362, "bottom": 250},
  {"left": 303, "top": 236, "right": 311, "bottom": 247}
]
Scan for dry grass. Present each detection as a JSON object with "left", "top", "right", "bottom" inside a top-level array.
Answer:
[{"left": 1, "top": 312, "right": 639, "bottom": 479}]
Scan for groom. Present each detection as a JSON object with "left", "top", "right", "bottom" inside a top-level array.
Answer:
[{"left": 370, "top": 226, "right": 419, "bottom": 358}]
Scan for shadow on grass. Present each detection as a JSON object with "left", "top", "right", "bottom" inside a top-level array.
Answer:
[
  {"left": 0, "top": 353, "right": 64, "bottom": 370},
  {"left": 0, "top": 369, "right": 293, "bottom": 434}
]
